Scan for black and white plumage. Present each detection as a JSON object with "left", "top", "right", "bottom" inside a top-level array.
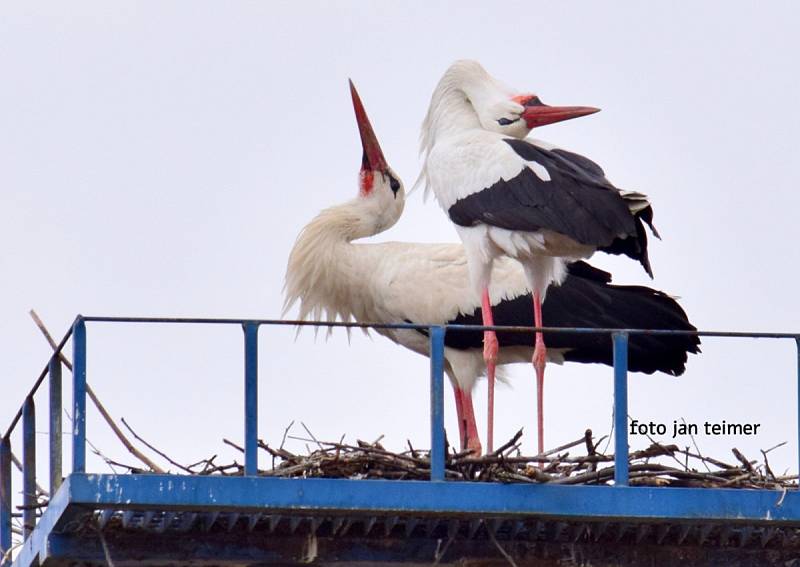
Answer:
[
  {"left": 418, "top": 59, "right": 662, "bottom": 452},
  {"left": 447, "top": 139, "right": 659, "bottom": 277},
  {"left": 434, "top": 260, "right": 697, "bottom": 376},
  {"left": 284, "top": 81, "right": 698, "bottom": 454}
]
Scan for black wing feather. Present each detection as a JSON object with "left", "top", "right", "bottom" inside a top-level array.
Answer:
[
  {"left": 435, "top": 261, "right": 700, "bottom": 376},
  {"left": 447, "top": 139, "right": 656, "bottom": 276}
]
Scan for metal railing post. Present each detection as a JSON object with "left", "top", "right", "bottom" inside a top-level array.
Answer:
[
  {"left": 72, "top": 318, "right": 87, "bottom": 473},
  {"left": 429, "top": 326, "right": 446, "bottom": 481},
  {"left": 22, "top": 397, "right": 36, "bottom": 538},
  {"left": 243, "top": 322, "right": 259, "bottom": 476},
  {"left": 796, "top": 338, "right": 800, "bottom": 480},
  {"left": 49, "top": 356, "right": 63, "bottom": 496},
  {"left": 613, "top": 332, "right": 629, "bottom": 486},
  {"left": 0, "top": 436, "right": 11, "bottom": 567}
]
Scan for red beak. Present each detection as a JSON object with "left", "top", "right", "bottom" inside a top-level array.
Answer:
[
  {"left": 349, "top": 79, "right": 388, "bottom": 172},
  {"left": 517, "top": 96, "right": 600, "bottom": 129}
]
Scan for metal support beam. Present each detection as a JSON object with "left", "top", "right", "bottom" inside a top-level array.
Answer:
[
  {"left": 0, "top": 436, "right": 10, "bottom": 567},
  {"left": 429, "top": 326, "right": 446, "bottom": 481},
  {"left": 60, "top": 473, "right": 800, "bottom": 522},
  {"left": 49, "top": 356, "right": 63, "bottom": 496},
  {"left": 23, "top": 397, "right": 36, "bottom": 538},
  {"left": 72, "top": 318, "right": 87, "bottom": 473},
  {"left": 613, "top": 332, "right": 629, "bottom": 486},
  {"left": 243, "top": 322, "right": 259, "bottom": 476}
]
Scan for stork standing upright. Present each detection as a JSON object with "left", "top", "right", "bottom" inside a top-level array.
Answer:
[
  {"left": 284, "top": 81, "right": 698, "bottom": 454},
  {"left": 418, "top": 60, "right": 660, "bottom": 453}
]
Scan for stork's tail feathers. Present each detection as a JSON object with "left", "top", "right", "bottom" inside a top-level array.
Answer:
[
  {"left": 439, "top": 261, "right": 699, "bottom": 376},
  {"left": 546, "top": 261, "right": 700, "bottom": 376},
  {"left": 598, "top": 192, "right": 660, "bottom": 278}
]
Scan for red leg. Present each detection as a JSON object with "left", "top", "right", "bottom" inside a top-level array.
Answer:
[
  {"left": 453, "top": 386, "right": 466, "bottom": 448},
  {"left": 481, "top": 287, "right": 498, "bottom": 454},
  {"left": 460, "top": 388, "right": 482, "bottom": 454},
  {"left": 532, "top": 290, "right": 547, "bottom": 457},
  {"left": 453, "top": 386, "right": 481, "bottom": 454}
]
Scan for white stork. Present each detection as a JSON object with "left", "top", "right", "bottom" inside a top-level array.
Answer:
[
  {"left": 283, "top": 81, "right": 698, "bottom": 454},
  {"left": 418, "top": 60, "right": 660, "bottom": 452}
]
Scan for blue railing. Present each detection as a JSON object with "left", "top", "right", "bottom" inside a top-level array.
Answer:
[{"left": 1, "top": 315, "right": 800, "bottom": 562}]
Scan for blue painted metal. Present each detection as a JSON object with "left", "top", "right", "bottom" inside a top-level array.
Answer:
[
  {"left": 22, "top": 398, "right": 36, "bottom": 538},
  {"left": 0, "top": 436, "right": 10, "bottom": 567},
  {"left": 48, "top": 357, "right": 62, "bottom": 497},
  {"left": 10, "top": 472, "right": 71, "bottom": 567},
  {"left": 77, "top": 315, "right": 800, "bottom": 340},
  {"left": 429, "top": 326, "right": 446, "bottom": 481},
  {"left": 71, "top": 319, "right": 87, "bottom": 473},
  {"left": 613, "top": 332, "right": 629, "bottom": 486},
  {"left": 4, "top": 315, "right": 800, "bottom": 567},
  {"left": 52, "top": 473, "right": 800, "bottom": 523},
  {"left": 243, "top": 322, "right": 259, "bottom": 476},
  {"left": 3, "top": 327, "right": 74, "bottom": 442}
]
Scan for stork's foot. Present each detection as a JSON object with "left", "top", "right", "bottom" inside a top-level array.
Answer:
[{"left": 483, "top": 330, "right": 499, "bottom": 365}]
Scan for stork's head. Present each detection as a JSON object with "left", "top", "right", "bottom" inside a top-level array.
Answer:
[
  {"left": 350, "top": 80, "right": 405, "bottom": 234},
  {"left": 430, "top": 60, "right": 600, "bottom": 139}
]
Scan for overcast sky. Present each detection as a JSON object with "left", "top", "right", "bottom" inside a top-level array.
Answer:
[{"left": 2, "top": 1, "right": 799, "bottom": 490}]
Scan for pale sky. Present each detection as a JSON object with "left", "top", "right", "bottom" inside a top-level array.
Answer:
[{"left": 2, "top": 1, "right": 799, "bottom": 492}]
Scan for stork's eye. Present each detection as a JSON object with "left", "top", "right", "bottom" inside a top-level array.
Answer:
[
  {"left": 389, "top": 175, "right": 400, "bottom": 193},
  {"left": 497, "top": 117, "right": 518, "bottom": 126}
]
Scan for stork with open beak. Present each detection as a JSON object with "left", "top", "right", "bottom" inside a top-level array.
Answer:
[
  {"left": 284, "top": 81, "right": 695, "bottom": 454},
  {"left": 418, "top": 60, "right": 660, "bottom": 453}
]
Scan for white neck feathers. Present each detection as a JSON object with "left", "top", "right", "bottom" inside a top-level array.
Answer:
[{"left": 283, "top": 201, "right": 375, "bottom": 326}]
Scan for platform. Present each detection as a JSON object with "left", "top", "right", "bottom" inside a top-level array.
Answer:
[{"left": 3, "top": 316, "right": 800, "bottom": 566}]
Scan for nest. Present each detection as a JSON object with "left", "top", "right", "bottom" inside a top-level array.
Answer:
[{"left": 197, "top": 426, "right": 796, "bottom": 490}]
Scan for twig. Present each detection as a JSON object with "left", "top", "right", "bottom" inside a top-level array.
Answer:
[
  {"left": 300, "top": 422, "right": 324, "bottom": 451},
  {"left": 279, "top": 421, "right": 295, "bottom": 451},
  {"left": 29, "top": 309, "right": 165, "bottom": 473},
  {"left": 223, "top": 438, "right": 244, "bottom": 452},
  {"left": 29, "top": 309, "right": 72, "bottom": 369},
  {"left": 86, "top": 385, "right": 165, "bottom": 473},
  {"left": 732, "top": 448, "right": 756, "bottom": 474},
  {"left": 640, "top": 429, "right": 690, "bottom": 472},
  {"left": 683, "top": 418, "right": 711, "bottom": 473},
  {"left": 764, "top": 441, "right": 787, "bottom": 454},
  {"left": 489, "top": 429, "right": 523, "bottom": 457},
  {"left": 121, "top": 417, "right": 193, "bottom": 473}
]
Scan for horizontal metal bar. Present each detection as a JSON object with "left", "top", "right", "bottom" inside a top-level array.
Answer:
[
  {"left": 57, "top": 473, "right": 800, "bottom": 524},
  {"left": 76, "top": 316, "right": 800, "bottom": 339}
]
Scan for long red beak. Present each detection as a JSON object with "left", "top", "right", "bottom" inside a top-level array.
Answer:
[
  {"left": 520, "top": 102, "right": 600, "bottom": 129},
  {"left": 349, "top": 79, "right": 388, "bottom": 172}
]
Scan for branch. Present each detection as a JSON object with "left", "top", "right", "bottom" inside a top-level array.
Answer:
[
  {"left": 29, "top": 309, "right": 165, "bottom": 473},
  {"left": 121, "top": 417, "right": 192, "bottom": 473}
]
